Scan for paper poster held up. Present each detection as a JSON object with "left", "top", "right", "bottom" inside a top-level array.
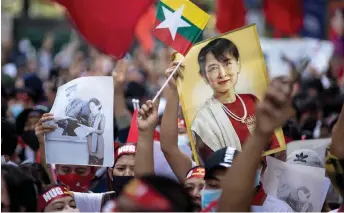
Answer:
[
  {"left": 45, "top": 76, "right": 114, "bottom": 167},
  {"left": 174, "top": 25, "right": 286, "bottom": 164}
]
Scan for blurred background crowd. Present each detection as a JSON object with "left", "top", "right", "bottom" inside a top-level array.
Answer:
[{"left": 1, "top": 0, "right": 344, "bottom": 183}]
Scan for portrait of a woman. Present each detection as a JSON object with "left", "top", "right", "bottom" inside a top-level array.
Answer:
[
  {"left": 87, "top": 98, "right": 105, "bottom": 165},
  {"left": 190, "top": 38, "right": 279, "bottom": 160}
]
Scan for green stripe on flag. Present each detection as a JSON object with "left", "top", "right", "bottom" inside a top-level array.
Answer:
[{"left": 156, "top": 2, "right": 202, "bottom": 43}]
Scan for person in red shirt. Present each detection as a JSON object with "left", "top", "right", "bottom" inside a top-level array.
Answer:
[{"left": 191, "top": 38, "right": 279, "bottom": 161}]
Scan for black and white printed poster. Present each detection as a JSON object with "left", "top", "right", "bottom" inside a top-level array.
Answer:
[
  {"left": 263, "top": 156, "right": 329, "bottom": 212},
  {"left": 45, "top": 76, "right": 114, "bottom": 167}
]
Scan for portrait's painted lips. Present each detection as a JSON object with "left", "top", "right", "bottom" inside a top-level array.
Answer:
[{"left": 218, "top": 79, "right": 230, "bottom": 85}]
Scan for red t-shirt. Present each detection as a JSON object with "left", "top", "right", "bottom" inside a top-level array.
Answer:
[
  {"left": 224, "top": 94, "right": 280, "bottom": 150},
  {"left": 197, "top": 94, "right": 280, "bottom": 161}
]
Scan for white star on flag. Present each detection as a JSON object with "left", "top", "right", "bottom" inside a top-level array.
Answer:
[{"left": 156, "top": 5, "right": 191, "bottom": 40}]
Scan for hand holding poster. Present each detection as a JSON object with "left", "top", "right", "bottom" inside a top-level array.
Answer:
[
  {"left": 45, "top": 76, "right": 114, "bottom": 167},
  {"left": 174, "top": 25, "right": 285, "bottom": 162}
]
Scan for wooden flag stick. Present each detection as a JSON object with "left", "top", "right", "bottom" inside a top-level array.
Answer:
[{"left": 152, "top": 56, "right": 185, "bottom": 102}]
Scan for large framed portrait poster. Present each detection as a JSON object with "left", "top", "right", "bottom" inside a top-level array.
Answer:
[{"left": 175, "top": 24, "right": 286, "bottom": 164}]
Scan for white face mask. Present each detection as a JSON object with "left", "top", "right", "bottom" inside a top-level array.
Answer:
[
  {"left": 178, "top": 134, "right": 190, "bottom": 146},
  {"left": 1, "top": 155, "right": 7, "bottom": 164}
]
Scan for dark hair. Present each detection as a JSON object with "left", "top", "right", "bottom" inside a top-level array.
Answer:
[
  {"left": 89, "top": 98, "right": 102, "bottom": 110},
  {"left": 1, "top": 119, "right": 18, "bottom": 156},
  {"left": 141, "top": 175, "right": 195, "bottom": 212},
  {"left": 198, "top": 38, "right": 240, "bottom": 77},
  {"left": 19, "top": 163, "right": 51, "bottom": 193},
  {"left": 2, "top": 164, "right": 38, "bottom": 211},
  {"left": 297, "top": 186, "right": 310, "bottom": 194}
]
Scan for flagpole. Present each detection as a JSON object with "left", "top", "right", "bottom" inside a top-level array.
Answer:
[{"left": 152, "top": 56, "right": 185, "bottom": 103}]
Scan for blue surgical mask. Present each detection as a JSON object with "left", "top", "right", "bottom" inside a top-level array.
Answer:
[
  {"left": 201, "top": 189, "right": 222, "bottom": 212},
  {"left": 254, "top": 167, "right": 262, "bottom": 187},
  {"left": 10, "top": 104, "right": 24, "bottom": 118},
  {"left": 177, "top": 134, "right": 190, "bottom": 146}
]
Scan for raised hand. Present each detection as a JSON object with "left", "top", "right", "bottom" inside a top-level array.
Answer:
[
  {"left": 137, "top": 98, "right": 160, "bottom": 132},
  {"left": 35, "top": 113, "right": 57, "bottom": 144},
  {"left": 165, "top": 61, "right": 184, "bottom": 90},
  {"left": 112, "top": 59, "right": 129, "bottom": 89},
  {"left": 255, "top": 77, "right": 293, "bottom": 137}
]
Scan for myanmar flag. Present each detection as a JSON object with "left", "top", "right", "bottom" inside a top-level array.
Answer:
[{"left": 153, "top": 0, "right": 210, "bottom": 56}]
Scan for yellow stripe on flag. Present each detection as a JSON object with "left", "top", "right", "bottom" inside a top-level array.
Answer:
[{"left": 161, "top": 0, "right": 210, "bottom": 30}]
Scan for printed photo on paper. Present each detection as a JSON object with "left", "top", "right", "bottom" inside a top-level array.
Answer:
[
  {"left": 45, "top": 76, "right": 114, "bottom": 167},
  {"left": 263, "top": 156, "right": 328, "bottom": 212}
]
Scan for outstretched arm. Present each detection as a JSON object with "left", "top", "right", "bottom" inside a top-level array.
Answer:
[
  {"left": 35, "top": 113, "right": 57, "bottom": 183},
  {"left": 160, "top": 62, "right": 193, "bottom": 183},
  {"left": 161, "top": 87, "right": 193, "bottom": 183},
  {"left": 134, "top": 98, "right": 160, "bottom": 177},
  {"left": 113, "top": 60, "right": 132, "bottom": 132}
]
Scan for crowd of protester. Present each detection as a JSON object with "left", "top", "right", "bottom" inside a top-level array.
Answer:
[{"left": 1, "top": 7, "right": 344, "bottom": 212}]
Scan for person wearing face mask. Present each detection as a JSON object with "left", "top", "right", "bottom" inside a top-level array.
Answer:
[
  {"left": 35, "top": 113, "right": 114, "bottom": 212},
  {"left": 55, "top": 165, "right": 96, "bottom": 193},
  {"left": 184, "top": 166, "right": 206, "bottom": 212},
  {"left": 16, "top": 105, "right": 50, "bottom": 162},
  {"left": 38, "top": 185, "right": 79, "bottom": 212},
  {"left": 108, "top": 143, "right": 136, "bottom": 196},
  {"left": 201, "top": 148, "right": 293, "bottom": 212},
  {"left": 8, "top": 88, "right": 36, "bottom": 119}
]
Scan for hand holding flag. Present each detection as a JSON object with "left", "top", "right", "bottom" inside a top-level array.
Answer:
[{"left": 152, "top": 0, "right": 210, "bottom": 101}]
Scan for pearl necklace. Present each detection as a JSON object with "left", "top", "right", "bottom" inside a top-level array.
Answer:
[{"left": 219, "top": 94, "right": 247, "bottom": 123}]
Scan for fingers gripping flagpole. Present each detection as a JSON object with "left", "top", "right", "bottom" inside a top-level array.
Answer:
[{"left": 152, "top": 56, "right": 185, "bottom": 103}]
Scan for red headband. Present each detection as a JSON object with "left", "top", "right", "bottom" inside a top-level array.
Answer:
[
  {"left": 186, "top": 167, "right": 205, "bottom": 180},
  {"left": 115, "top": 144, "right": 136, "bottom": 160},
  {"left": 123, "top": 179, "right": 172, "bottom": 211},
  {"left": 37, "top": 186, "right": 72, "bottom": 211}
]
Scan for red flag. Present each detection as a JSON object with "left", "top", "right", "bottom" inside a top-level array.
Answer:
[
  {"left": 216, "top": 0, "right": 246, "bottom": 33},
  {"left": 135, "top": 6, "right": 156, "bottom": 55},
  {"left": 54, "top": 0, "right": 155, "bottom": 59},
  {"left": 126, "top": 109, "right": 139, "bottom": 143},
  {"left": 264, "top": 0, "right": 303, "bottom": 37}
]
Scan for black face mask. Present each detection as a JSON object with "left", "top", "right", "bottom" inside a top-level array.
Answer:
[
  {"left": 22, "top": 130, "right": 39, "bottom": 151},
  {"left": 112, "top": 176, "right": 134, "bottom": 198}
]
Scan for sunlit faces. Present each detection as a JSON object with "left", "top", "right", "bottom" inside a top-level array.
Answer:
[
  {"left": 56, "top": 165, "right": 91, "bottom": 176},
  {"left": 184, "top": 177, "right": 205, "bottom": 209},
  {"left": 204, "top": 168, "right": 227, "bottom": 190},
  {"left": 43, "top": 196, "right": 79, "bottom": 212},
  {"left": 112, "top": 155, "right": 135, "bottom": 177},
  {"left": 203, "top": 52, "right": 240, "bottom": 95}
]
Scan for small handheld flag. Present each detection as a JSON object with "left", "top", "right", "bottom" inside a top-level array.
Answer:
[
  {"left": 127, "top": 99, "right": 140, "bottom": 143},
  {"left": 152, "top": 0, "right": 210, "bottom": 102},
  {"left": 153, "top": 0, "right": 210, "bottom": 56}
]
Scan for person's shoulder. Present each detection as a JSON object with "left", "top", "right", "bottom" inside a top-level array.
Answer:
[{"left": 263, "top": 195, "right": 294, "bottom": 212}]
